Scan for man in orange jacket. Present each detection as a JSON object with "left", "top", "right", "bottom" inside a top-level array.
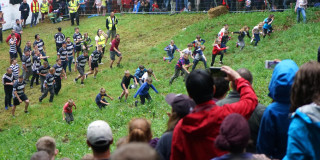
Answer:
[
  {"left": 30, "top": 0, "right": 40, "bottom": 27},
  {"left": 170, "top": 67, "right": 258, "bottom": 160}
]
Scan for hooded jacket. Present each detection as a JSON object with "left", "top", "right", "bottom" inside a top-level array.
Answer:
[
  {"left": 170, "top": 78, "right": 258, "bottom": 160},
  {"left": 256, "top": 59, "right": 299, "bottom": 159},
  {"left": 283, "top": 103, "right": 320, "bottom": 160}
]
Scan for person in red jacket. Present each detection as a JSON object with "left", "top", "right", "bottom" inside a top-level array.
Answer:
[
  {"left": 170, "top": 67, "right": 258, "bottom": 160},
  {"left": 30, "top": 0, "right": 40, "bottom": 27},
  {"left": 211, "top": 39, "right": 229, "bottom": 66}
]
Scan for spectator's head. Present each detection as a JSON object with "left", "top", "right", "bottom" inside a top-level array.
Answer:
[
  {"left": 35, "top": 34, "right": 40, "bottom": 40},
  {"left": 290, "top": 61, "right": 320, "bottom": 112},
  {"left": 183, "top": 53, "right": 189, "bottom": 60},
  {"left": 139, "top": 65, "right": 145, "bottom": 70},
  {"left": 10, "top": 58, "right": 17, "bottom": 65},
  {"left": 187, "top": 43, "right": 193, "bottom": 50},
  {"left": 16, "top": 19, "right": 20, "bottom": 24},
  {"left": 11, "top": 33, "right": 15, "bottom": 38},
  {"left": 115, "top": 34, "right": 120, "bottom": 41},
  {"left": 213, "top": 77, "right": 229, "bottom": 100},
  {"left": 7, "top": 68, "right": 12, "bottom": 74},
  {"left": 36, "top": 136, "right": 58, "bottom": 160},
  {"left": 30, "top": 151, "right": 50, "bottom": 160},
  {"left": 66, "top": 37, "right": 71, "bottom": 43},
  {"left": 165, "top": 94, "right": 195, "bottom": 131},
  {"left": 170, "top": 40, "right": 174, "bottom": 45},
  {"left": 56, "top": 58, "right": 61, "bottom": 65},
  {"left": 111, "top": 12, "right": 115, "bottom": 17},
  {"left": 49, "top": 67, "right": 55, "bottom": 74},
  {"left": 18, "top": 75, "right": 23, "bottom": 82},
  {"left": 124, "top": 70, "right": 130, "bottom": 77},
  {"left": 215, "top": 113, "right": 250, "bottom": 154},
  {"left": 231, "top": 68, "right": 253, "bottom": 91},
  {"left": 23, "top": 0, "right": 27, "bottom": 3},
  {"left": 186, "top": 69, "right": 214, "bottom": 104},
  {"left": 154, "top": 1, "right": 157, "bottom": 5},
  {"left": 81, "top": 154, "right": 94, "bottom": 160},
  {"left": 128, "top": 118, "right": 152, "bottom": 143},
  {"left": 146, "top": 77, "right": 153, "bottom": 85},
  {"left": 74, "top": 27, "right": 79, "bottom": 33},
  {"left": 268, "top": 60, "right": 298, "bottom": 104},
  {"left": 43, "top": 61, "right": 48, "bottom": 68},
  {"left": 58, "top": 27, "right": 61, "bottom": 32},
  {"left": 87, "top": 120, "right": 113, "bottom": 158},
  {"left": 110, "top": 143, "right": 160, "bottom": 160},
  {"left": 100, "top": 88, "right": 106, "bottom": 94}
]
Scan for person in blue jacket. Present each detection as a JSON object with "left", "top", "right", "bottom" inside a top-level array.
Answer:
[
  {"left": 134, "top": 65, "right": 147, "bottom": 85},
  {"left": 263, "top": 14, "right": 274, "bottom": 38},
  {"left": 134, "top": 77, "right": 158, "bottom": 106},
  {"left": 283, "top": 61, "right": 320, "bottom": 160},
  {"left": 163, "top": 40, "right": 181, "bottom": 63},
  {"left": 256, "top": 59, "right": 299, "bottom": 159}
]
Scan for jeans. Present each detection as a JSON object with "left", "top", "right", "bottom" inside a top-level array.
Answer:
[
  {"left": 254, "top": 33, "right": 260, "bottom": 46},
  {"left": 139, "top": 94, "right": 152, "bottom": 105},
  {"left": 70, "top": 12, "right": 79, "bottom": 25},
  {"left": 171, "top": 0, "right": 176, "bottom": 13},
  {"left": 107, "top": 0, "right": 112, "bottom": 13},
  {"left": 149, "top": 0, "right": 154, "bottom": 12},
  {"left": 4, "top": 86, "right": 13, "bottom": 107},
  {"left": 192, "top": 57, "right": 207, "bottom": 71},
  {"left": 165, "top": 51, "right": 174, "bottom": 62},
  {"left": 68, "top": 56, "right": 73, "bottom": 72},
  {"left": 31, "top": 12, "right": 39, "bottom": 26},
  {"left": 297, "top": 8, "right": 306, "bottom": 23},
  {"left": 62, "top": 60, "right": 68, "bottom": 73},
  {"left": 169, "top": 68, "right": 188, "bottom": 84},
  {"left": 40, "top": 86, "right": 54, "bottom": 102},
  {"left": 211, "top": 53, "right": 223, "bottom": 66},
  {"left": 194, "top": 0, "right": 200, "bottom": 11},
  {"left": 184, "top": 0, "right": 188, "bottom": 9},
  {"left": 163, "top": 0, "right": 169, "bottom": 10}
]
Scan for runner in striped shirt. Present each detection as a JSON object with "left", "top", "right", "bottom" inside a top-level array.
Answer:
[
  {"left": 37, "top": 61, "right": 50, "bottom": 93},
  {"left": 33, "top": 34, "right": 48, "bottom": 61},
  {"left": 30, "top": 50, "right": 49, "bottom": 88},
  {"left": 53, "top": 59, "right": 67, "bottom": 95},
  {"left": 10, "top": 58, "right": 20, "bottom": 81},
  {"left": 66, "top": 37, "right": 75, "bottom": 72},
  {"left": 73, "top": 27, "right": 82, "bottom": 58},
  {"left": 39, "top": 68, "right": 55, "bottom": 103},
  {"left": 57, "top": 42, "right": 68, "bottom": 73},
  {"left": 24, "top": 41, "right": 32, "bottom": 54},
  {"left": 86, "top": 45, "right": 102, "bottom": 79},
  {"left": 21, "top": 50, "right": 32, "bottom": 83},
  {"left": 54, "top": 27, "right": 66, "bottom": 52},
  {"left": 12, "top": 75, "right": 29, "bottom": 116},
  {"left": 8, "top": 33, "right": 17, "bottom": 62},
  {"left": 2, "top": 68, "right": 14, "bottom": 110},
  {"left": 74, "top": 50, "right": 89, "bottom": 85}
]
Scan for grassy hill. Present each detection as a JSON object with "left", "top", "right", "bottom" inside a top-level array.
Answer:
[{"left": 0, "top": 9, "right": 319, "bottom": 159}]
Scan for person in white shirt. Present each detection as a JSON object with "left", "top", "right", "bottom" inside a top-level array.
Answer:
[
  {"left": 180, "top": 43, "right": 194, "bottom": 59},
  {"left": 295, "top": 0, "right": 308, "bottom": 23},
  {"left": 141, "top": 69, "right": 159, "bottom": 83}
]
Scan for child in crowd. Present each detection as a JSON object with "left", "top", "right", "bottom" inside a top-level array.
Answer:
[
  {"left": 152, "top": 1, "right": 160, "bottom": 12},
  {"left": 251, "top": 22, "right": 264, "bottom": 46},
  {"left": 220, "top": 31, "right": 231, "bottom": 54},
  {"left": 134, "top": 77, "right": 158, "bottom": 106},
  {"left": 218, "top": 24, "right": 229, "bottom": 37},
  {"left": 141, "top": 69, "right": 159, "bottom": 82},
  {"left": 82, "top": 33, "right": 92, "bottom": 51},
  {"left": 191, "top": 35, "right": 205, "bottom": 47},
  {"left": 245, "top": 0, "right": 251, "bottom": 11},
  {"left": 10, "top": 58, "right": 20, "bottom": 81},
  {"left": 191, "top": 45, "right": 207, "bottom": 71},
  {"left": 134, "top": 65, "right": 148, "bottom": 85},
  {"left": 62, "top": 99, "right": 77, "bottom": 124},
  {"left": 95, "top": 88, "right": 113, "bottom": 109},
  {"left": 163, "top": 40, "right": 181, "bottom": 63},
  {"left": 169, "top": 53, "right": 192, "bottom": 85},
  {"left": 263, "top": 14, "right": 274, "bottom": 38},
  {"left": 39, "top": 68, "right": 55, "bottom": 103},
  {"left": 211, "top": 39, "right": 229, "bottom": 66},
  {"left": 180, "top": 43, "right": 194, "bottom": 59},
  {"left": 119, "top": 70, "right": 138, "bottom": 102},
  {"left": 232, "top": 26, "right": 251, "bottom": 50}
]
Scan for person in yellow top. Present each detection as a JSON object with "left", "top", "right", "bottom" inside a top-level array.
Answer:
[
  {"left": 40, "top": 0, "right": 49, "bottom": 23},
  {"left": 30, "top": 0, "right": 39, "bottom": 27},
  {"left": 95, "top": 29, "right": 108, "bottom": 64},
  {"left": 68, "top": 0, "right": 80, "bottom": 26},
  {"left": 102, "top": 0, "right": 107, "bottom": 16},
  {"left": 106, "top": 12, "right": 118, "bottom": 45}
]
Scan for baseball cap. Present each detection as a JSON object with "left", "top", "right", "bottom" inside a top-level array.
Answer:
[
  {"left": 87, "top": 120, "right": 113, "bottom": 147},
  {"left": 165, "top": 93, "right": 195, "bottom": 118}
]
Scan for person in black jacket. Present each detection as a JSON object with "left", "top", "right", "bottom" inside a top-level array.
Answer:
[
  {"left": 232, "top": 26, "right": 251, "bottom": 50},
  {"left": 19, "top": 0, "right": 30, "bottom": 28}
]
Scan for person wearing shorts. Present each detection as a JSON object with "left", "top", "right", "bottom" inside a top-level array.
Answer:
[
  {"left": 109, "top": 34, "right": 122, "bottom": 68},
  {"left": 12, "top": 75, "right": 29, "bottom": 117},
  {"left": 74, "top": 50, "right": 89, "bottom": 85},
  {"left": 73, "top": 27, "right": 83, "bottom": 58},
  {"left": 106, "top": 12, "right": 118, "bottom": 44},
  {"left": 118, "top": 70, "right": 138, "bottom": 102},
  {"left": 86, "top": 45, "right": 102, "bottom": 79}
]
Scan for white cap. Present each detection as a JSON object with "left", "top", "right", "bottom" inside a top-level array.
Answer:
[{"left": 87, "top": 120, "right": 113, "bottom": 146}]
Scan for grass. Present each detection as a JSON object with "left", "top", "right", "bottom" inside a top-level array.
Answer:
[{"left": 0, "top": 9, "right": 319, "bottom": 159}]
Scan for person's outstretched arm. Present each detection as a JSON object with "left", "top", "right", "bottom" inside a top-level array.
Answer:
[
  {"left": 134, "top": 83, "right": 145, "bottom": 98},
  {"left": 150, "top": 84, "right": 158, "bottom": 94}
]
